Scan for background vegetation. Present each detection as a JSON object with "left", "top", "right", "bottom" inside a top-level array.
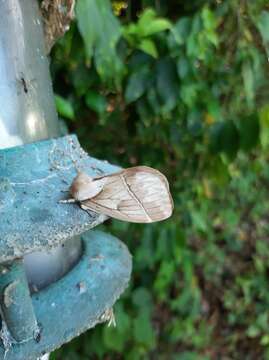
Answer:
[{"left": 50, "top": 0, "right": 269, "bottom": 358}]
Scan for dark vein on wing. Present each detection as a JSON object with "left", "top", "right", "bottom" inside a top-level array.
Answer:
[{"left": 120, "top": 175, "right": 152, "bottom": 221}]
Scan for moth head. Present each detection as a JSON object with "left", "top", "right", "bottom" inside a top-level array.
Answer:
[{"left": 70, "top": 172, "right": 104, "bottom": 201}]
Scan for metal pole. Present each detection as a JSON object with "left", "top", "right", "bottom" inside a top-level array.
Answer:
[
  {"left": 0, "top": 0, "right": 82, "bottom": 352},
  {"left": 0, "top": 0, "right": 59, "bottom": 146}
]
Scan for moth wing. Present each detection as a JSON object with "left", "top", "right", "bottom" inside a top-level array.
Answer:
[{"left": 81, "top": 166, "right": 173, "bottom": 223}]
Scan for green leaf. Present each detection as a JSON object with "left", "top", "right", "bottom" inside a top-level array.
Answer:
[
  {"left": 180, "top": 83, "right": 199, "bottom": 107},
  {"left": 85, "top": 327, "right": 106, "bottom": 358},
  {"left": 123, "top": 8, "right": 170, "bottom": 41},
  {"left": 138, "top": 8, "right": 171, "bottom": 37},
  {"left": 242, "top": 61, "right": 254, "bottom": 106},
  {"left": 247, "top": 324, "right": 260, "bottom": 338},
  {"left": 76, "top": 0, "right": 123, "bottom": 82},
  {"left": 172, "top": 17, "right": 192, "bottom": 45},
  {"left": 154, "top": 260, "right": 175, "bottom": 299},
  {"left": 191, "top": 210, "right": 207, "bottom": 232},
  {"left": 156, "top": 58, "right": 179, "bottom": 113},
  {"left": 71, "top": 65, "right": 98, "bottom": 96},
  {"left": 261, "top": 334, "right": 269, "bottom": 346},
  {"left": 257, "top": 11, "right": 269, "bottom": 54},
  {"left": 201, "top": 6, "right": 218, "bottom": 47},
  {"left": 85, "top": 90, "right": 107, "bottom": 114},
  {"left": 238, "top": 113, "right": 260, "bottom": 151},
  {"left": 186, "top": 16, "right": 202, "bottom": 58},
  {"left": 208, "top": 158, "right": 230, "bottom": 186},
  {"left": 128, "top": 52, "right": 154, "bottom": 72},
  {"left": 209, "top": 121, "right": 239, "bottom": 159},
  {"left": 125, "top": 66, "right": 152, "bottom": 103},
  {"left": 133, "top": 312, "right": 156, "bottom": 348},
  {"left": 132, "top": 287, "right": 153, "bottom": 315},
  {"left": 259, "top": 104, "right": 269, "bottom": 148},
  {"left": 177, "top": 56, "right": 191, "bottom": 78},
  {"left": 138, "top": 39, "right": 158, "bottom": 58},
  {"left": 103, "top": 304, "right": 131, "bottom": 352},
  {"left": 55, "top": 95, "right": 75, "bottom": 120},
  {"left": 147, "top": 88, "right": 161, "bottom": 115}
]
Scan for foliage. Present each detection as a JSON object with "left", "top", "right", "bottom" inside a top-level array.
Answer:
[{"left": 51, "top": 0, "right": 269, "bottom": 358}]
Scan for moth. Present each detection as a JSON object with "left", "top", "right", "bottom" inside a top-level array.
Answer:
[{"left": 63, "top": 166, "right": 173, "bottom": 223}]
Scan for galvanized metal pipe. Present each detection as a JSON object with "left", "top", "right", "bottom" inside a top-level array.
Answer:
[
  {"left": 0, "top": 0, "right": 82, "bottom": 345},
  {"left": 0, "top": 0, "right": 59, "bottom": 146}
]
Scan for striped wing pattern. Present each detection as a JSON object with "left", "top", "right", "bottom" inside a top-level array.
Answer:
[{"left": 81, "top": 166, "right": 173, "bottom": 223}]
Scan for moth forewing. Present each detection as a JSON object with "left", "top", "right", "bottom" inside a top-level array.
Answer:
[{"left": 78, "top": 166, "right": 173, "bottom": 223}]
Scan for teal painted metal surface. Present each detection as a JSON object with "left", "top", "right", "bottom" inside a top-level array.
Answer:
[
  {"left": 0, "top": 231, "right": 132, "bottom": 359},
  {"left": 0, "top": 260, "right": 38, "bottom": 342},
  {"left": 0, "top": 1, "right": 132, "bottom": 357},
  {"left": 0, "top": 135, "right": 132, "bottom": 358},
  {"left": 0, "top": 134, "right": 120, "bottom": 262}
]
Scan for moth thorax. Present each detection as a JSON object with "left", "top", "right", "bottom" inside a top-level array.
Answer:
[{"left": 70, "top": 172, "right": 104, "bottom": 201}]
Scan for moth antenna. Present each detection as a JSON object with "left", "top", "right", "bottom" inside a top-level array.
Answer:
[
  {"left": 67, "top": 150, "right": 84, "bottom": 174},
  {"left": 70, "top": 156, "right": 81, "bottom": 174},
  {"left": 70, "top": 156, "right": 89, "bottom": 176},
  {"left": 90, "top": 164, "right": 105, "bottom": 176}
]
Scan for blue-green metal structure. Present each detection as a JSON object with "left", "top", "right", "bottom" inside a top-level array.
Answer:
[
  {"left": 0, "top": 0, "right": 132, "bottom": 358},
  {"left": 0, "top": 135, "right": 132, "bottom": 358},
  {"left": 0, "top": 231, "right": 131, "bottom": 360}
]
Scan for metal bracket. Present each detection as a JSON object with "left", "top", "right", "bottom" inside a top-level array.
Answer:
[{"left": 0, "top": 230, "right": 132, "bottom": 359}]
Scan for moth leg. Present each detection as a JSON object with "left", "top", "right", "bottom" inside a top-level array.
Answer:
[
  {"left": 80, "top": 204, "right": 90, "bottom": 210},
  {"left": 80, "top": 204, "right": 98, "bottom": 217},
  {"left": 58, "top": 198, "right": 76, "bottom": 204}
]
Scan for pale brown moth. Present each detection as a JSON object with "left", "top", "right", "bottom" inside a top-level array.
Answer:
[{"left": 63, "top": 166, "right": 173, "bottom": 223}]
